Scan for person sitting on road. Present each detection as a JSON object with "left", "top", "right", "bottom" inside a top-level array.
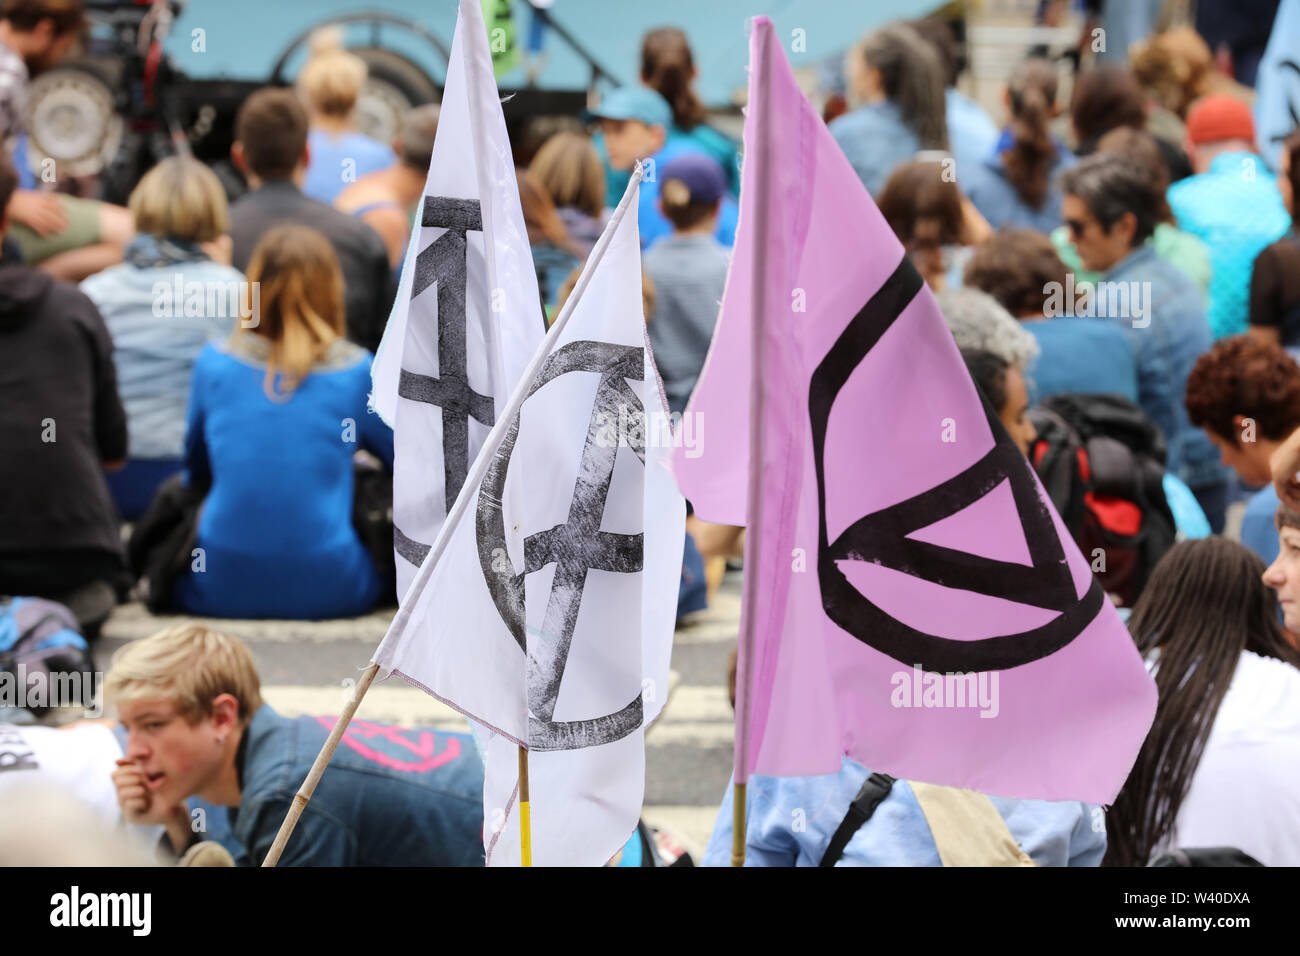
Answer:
[
  {"left": 172, "top": 225, "right": 394, "bottom": 620},
  {"left": 0, "top": 151, "right": 128, "bottom": 633},
  {"left": 107, "top": 624, "right": 485, "bottom": 866},
  {"left": 80, "top": 156, "right": 248, "bottom": 520},
  {"left": 228, "top": 87, "right": 394, "bottom": 352}
]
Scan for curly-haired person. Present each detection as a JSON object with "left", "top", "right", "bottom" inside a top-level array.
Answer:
[{"left": 1185, "top": 336, "right": 1300, "bottom": 563}]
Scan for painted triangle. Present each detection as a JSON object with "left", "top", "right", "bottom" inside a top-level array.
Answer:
[{"left": 905, "top": 477, "right": 1033, "bottom": 567}]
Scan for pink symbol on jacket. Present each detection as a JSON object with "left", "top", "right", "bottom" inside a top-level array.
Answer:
[{"left": 316, "top": 716, "right": 463, "bottom": 773}]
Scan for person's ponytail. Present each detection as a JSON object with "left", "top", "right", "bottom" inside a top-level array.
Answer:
[
  {"left": 1001, "top": 59, "right": 1058, "bottom": 210},
  {"left": 641, "top": 27, "right": 708, "bottom": 130},
  {"left": 861, "top": 24, "right": 949, "bottom": 152}
]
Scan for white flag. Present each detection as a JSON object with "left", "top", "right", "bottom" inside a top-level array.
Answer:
[
  {"left": 372, "top": 167, "right": 685, "bottom": 866},
  {"left": 370, "top": 0, "right": 544, "bottom": 603}
]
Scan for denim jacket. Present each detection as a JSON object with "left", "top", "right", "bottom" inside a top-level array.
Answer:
[
  {"left": 216, "top": 704, "right": 484, "bottom": 866},
  {"left": 961, "top": 132, "right": 1075, "bottom": 234},
  {"left": 828, "top": 100, "right": 922, "bottom": 198},
  {"left": 1106, "top": 244, "right": 1226, "bottom": 490}
]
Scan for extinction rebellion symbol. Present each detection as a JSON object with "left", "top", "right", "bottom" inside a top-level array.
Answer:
[
  {"left": 476, "top": 340, "right": 648, "bottom": 751},
  {"left": 394, "top": 196, "right": 495, "bottom": 569},
  {"left": 808, "top": 258, "right": 1104, "bottom": 673}
]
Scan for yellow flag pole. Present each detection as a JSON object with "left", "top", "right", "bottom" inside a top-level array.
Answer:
[
  {"left": 518, "top": 744, "right": 532, "bottom": 866},
  {"left": 731, "top": 781, "right": 747, "bottom": 866}
]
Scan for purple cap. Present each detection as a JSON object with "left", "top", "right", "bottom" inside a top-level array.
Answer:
[{"left": 658, "top": 152, "right": 728, "bottom": 205}]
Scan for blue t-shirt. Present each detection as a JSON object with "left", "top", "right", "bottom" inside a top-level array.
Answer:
[
  {"left": 637, "top": 139, "right": 738, "bottom": 251},
  {"left": 1241, "top": 484, "right": 1281, "bottom": 566},
  {"left": 175, "top": 336, "right": 394, "bottom": 619},
  {"left": 1022, "top": 318, "right": 1139, "bottom": 404},
  {"left": 304, "top": 129, "right": 396, "bottom": 205}
]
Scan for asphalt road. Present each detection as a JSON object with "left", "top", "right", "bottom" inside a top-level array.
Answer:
[{"left": 93, "top": 570, "right": 742, "bottom": 861}]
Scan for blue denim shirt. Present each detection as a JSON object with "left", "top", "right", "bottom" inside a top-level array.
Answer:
[
  {"left": 828, "top": 100, "right": 922, "bottom": 198},
  {"left": 702, "top": 757, "right": 1105, "bottom": 866},
  {"left": 961, "top": 132, "right": 1075, "bottom": 234},
  {"left": 1105, "top": 244, "right": 1226, "bottom": 491},
  {"left": 216, "top": 704, "right": 485, "bottom": 866},
  {"left": 1167, "top": 152, "right": 1290, "bottom": 339}
]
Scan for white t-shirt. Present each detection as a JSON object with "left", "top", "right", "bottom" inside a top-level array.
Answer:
[
  {"left": 0, "top": 722, "right": 124, "bottom": 827},
  {"left": 1168, "top": 651, "right": 1300, "bottom": 866}
]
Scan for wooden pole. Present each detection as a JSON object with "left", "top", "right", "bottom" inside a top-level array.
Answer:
[
  {"left": 261, "top": 661, "right": 381, "bottom": 866},
  {"left": 730, "top": 16, "right": 773, "bottom": 869},
  {"left": 517, "top": 744, "right": 532, "bottom": 866}
]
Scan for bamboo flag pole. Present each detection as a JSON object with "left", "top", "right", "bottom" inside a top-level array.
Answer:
[
  {"left": 731, "top": 16, "right": 773, "bottom": 869},
  {"left": 517, "top": 745, "right": 532, "bottom": 866},
  {"left": 262, "top": 661, "right": 381, "bottom": 866}
]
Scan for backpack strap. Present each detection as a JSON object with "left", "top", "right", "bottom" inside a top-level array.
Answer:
[
  {"left": 908, "top": 781, "right": 1037, "bottom": 867},
  {"left": 818, "top": 772, "right": 895, "bottom": 867}
]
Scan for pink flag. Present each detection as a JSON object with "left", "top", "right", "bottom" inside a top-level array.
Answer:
[{"left": 675, "top": 17, "right": 1156, "bottom": 803}]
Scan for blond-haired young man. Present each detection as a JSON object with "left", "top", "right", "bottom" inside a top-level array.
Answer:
[{"left": 107, "top": 625, "right": 485, "bottom": 866}]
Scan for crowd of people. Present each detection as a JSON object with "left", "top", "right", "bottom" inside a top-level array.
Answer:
[{"left": 3, "top": 0, "right": 1300, "bottom": 868}]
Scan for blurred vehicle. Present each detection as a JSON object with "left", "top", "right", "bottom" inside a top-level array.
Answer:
[
  {"left": 23, "top": 0, "right": 610, "bottom": 202},
  {"left": 22, "top": 0, "right": 943, "bottom": 202}
]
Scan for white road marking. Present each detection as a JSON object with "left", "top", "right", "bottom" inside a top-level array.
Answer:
[{"left": 102, "top": 604, "right": 394, "bottom": 644}]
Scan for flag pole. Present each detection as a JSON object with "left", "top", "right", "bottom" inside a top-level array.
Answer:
[
  {"left": 262, "top": 661, "right": 381, "bottom": 866},
  {"left": 517, "top": 745, "right": 532, "bottom": 866},
  {"left": 731, "top": 16, "right": 773, "bottom": 868}
]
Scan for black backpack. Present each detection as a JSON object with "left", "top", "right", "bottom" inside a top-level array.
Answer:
[{"left": 1028, "top": 394, "right": 1177, "bottom": 608}]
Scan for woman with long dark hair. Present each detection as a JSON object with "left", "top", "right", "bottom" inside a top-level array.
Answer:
[
  {"left": 1105, "top": 537, "right": 1300, "bottom": 866},
  {"left": 829, "top": 21, "right": 949, "bottom": 197},
  {"left": 963, "top": 59, "right": 1074, "bottom": 233}
]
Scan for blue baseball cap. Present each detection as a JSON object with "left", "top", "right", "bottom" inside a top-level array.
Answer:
[
  {"left": 586, "top": 87, "right": 673, "bottom": 129},
  {"left": 658, "top": 153, "right": 728, "bottom": 205}
]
